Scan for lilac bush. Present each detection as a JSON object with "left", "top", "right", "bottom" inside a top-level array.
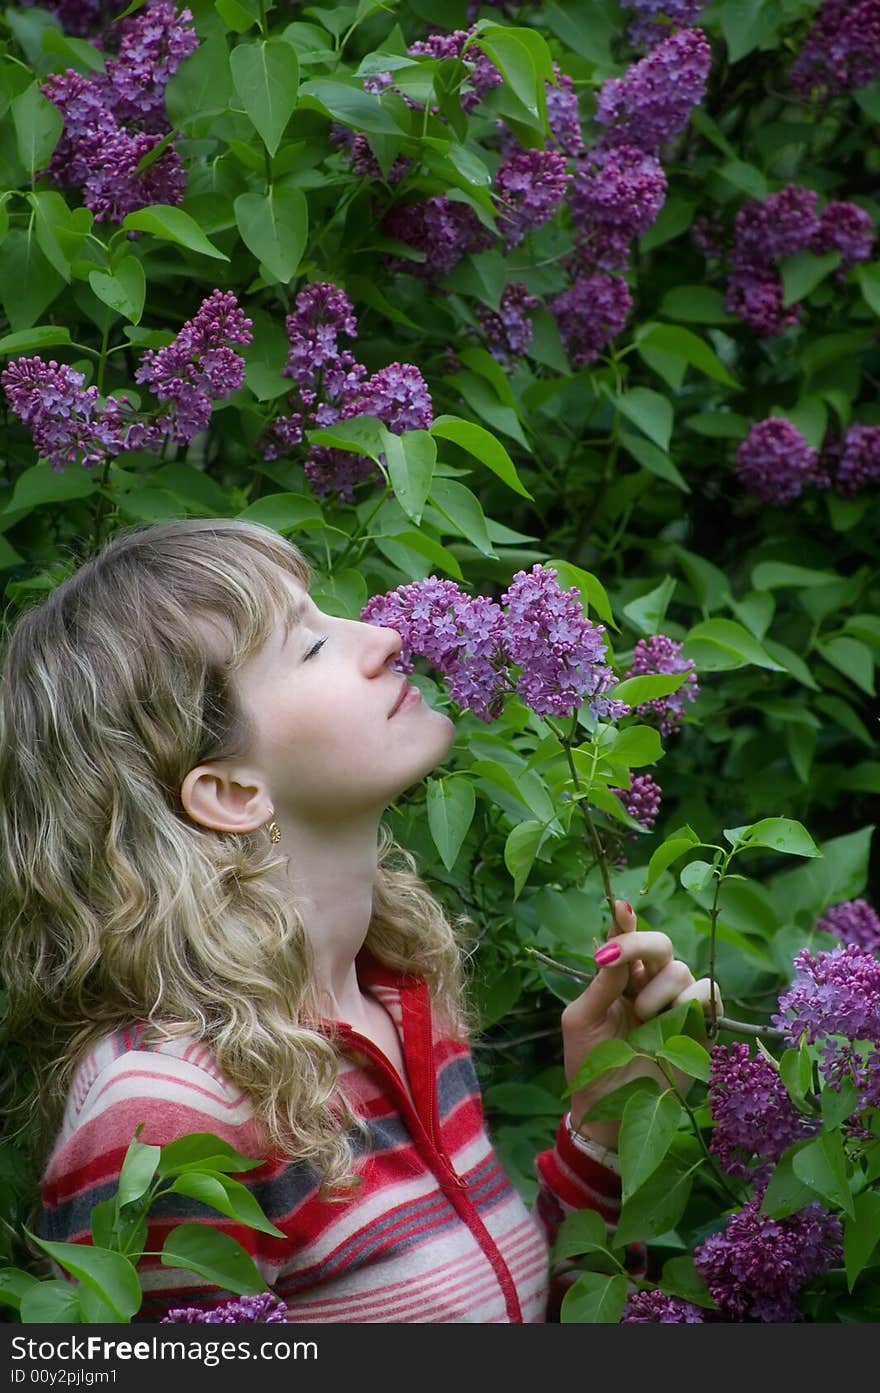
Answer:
[{"left": 816, "top": 899, "right": 880, "bottom": 952}]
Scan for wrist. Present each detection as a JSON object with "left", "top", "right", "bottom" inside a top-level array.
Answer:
[{"left": 564, "top": 1112, "right": 621, "bottom": 1173}]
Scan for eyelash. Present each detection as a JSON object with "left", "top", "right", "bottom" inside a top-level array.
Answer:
[{"left": 305, "top": 638, "right": 327, "bottom": 660}]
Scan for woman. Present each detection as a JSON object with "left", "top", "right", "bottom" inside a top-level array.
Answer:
[{"left": 0, "top": 519, "right": 718, "bottom": 1322}]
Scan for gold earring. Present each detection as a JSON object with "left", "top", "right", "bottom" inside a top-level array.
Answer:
[{"left": 267, "top": 809, "right": 281, "bottom": 843}]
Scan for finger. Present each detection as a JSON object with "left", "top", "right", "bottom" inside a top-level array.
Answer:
[
  {"left": 561, "top": 956, "right": 631, "bottom": 1030},
  {"left": 673, "top": 976, "right": 724, "bottom": 1018},
  {"left": 593, "top": 930, "right": 675, "bottom": 976},
  {"left": 631, "top": 959, "right": 694, "bottom": 1021},
  {"left": 606, "top": 899, "right": 637, "bottom": 939}
]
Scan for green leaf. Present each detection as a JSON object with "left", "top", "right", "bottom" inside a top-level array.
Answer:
[
  {"left": 230, "top": 38, "right": 299, "bottom": 156},
  {"left": 761, "top": 1147, "right": 820, "bottom": 1219},
  {"left": 427, "top": 477, "right": 496, "bottom": 557},
  {"left": 430, "top": 415, "right": 533, "bottom": 498},
  {"left": 660, "top": 1256, "right": 715, "bottom": 1309},
  {"left": 635, "top": 322, "right": 739, "bottom": 389},
  {"left": 751, "top": 561, "right": 839, "bottom": 590},
  {"left": 721, "top": 0, "right": 778, "bottom": 61},
  {"left": 568, "top": 1038, "right": 635, "bottom": 1094},
  {"left": 553, "top": 1208, "right": 609, "bottom": 1261},
  {"left": 620, "top": 431, "right": 689, "bottom": 492},
  {"left": 426, "top": 775, "right": 475, "bottom": 872},
  {"left": 614, "top": 1158, "right": 696, "bottom": 1244},
  {"left": 383, "top": 428, "right": 436, "bottom": 524},
  {"left": 680, "top": 859, "right": 715, "bottom": 895},
  {"left": 619, "top": 1090, "right": 683, "bottom": 1200},
  {"left": 657, "top": 1035, "right": 711, "bottom": 1082},
  {"left": 117, "top": 1132, "right": 161, "bottom": 1208},
  {"left": 601, "top": 724, "right": 663, "bottom": 769},
  {"left": 0, "top": 325, "right": 72, "bottom": 354},
  {"left": 3, "top": 460, "right": 97, "bottom": 516},
  {"left": 298, "top": 78, "right": 406, "bottom": 134},
  {"left": 234, "top": 186, "right": 308, "bottom": 284},
  {"left": 121, "top": 205, "right": 229, "bottom": 260},
  {"left": 503, "top": 819, "right": 547, "bottom": 898},
  {"left": 611, "top": 673, "right": 687, "bottom": 705},
  {"left": 165, "top": 35, "right": 233, "bottom": 126},
  {"left": 684, "top": 411, "right": 750, "bottom": 439},
  {"left": 659, "top": 285, "right": 737, "bottom": 325},
  {"left": 613, "top": 387, "right": 673, "bottom": 452},
  {"left": 543, "top": 559, "right": 616, "bottom": 628},
  {"left": 726, "top": 817, "right": 821, "bottom": 858},
  {"left": 622, "top": 576, "right": 676, "bottom": 636},
  {"left": 0, "top": 1268, "right": 39, "bottom": 1312},
  {"left": 482, "top": 1081, "right": 562, "bottom": 1116},
  {"left": 779, "top": 1045, "right": 813, "bottom": 1102},
  {"left": 307, "top": 414, "right": 387, "bottom": 463},
  {"left": 88, "top": 257, "right": 145, "bottom": 325},
  {"left": 792, "top": 1131, "right": 854, "bottom": 1218},
  {"left": 25, "top": 1233, "right": 142, "bottom": 1321},
  {"left": 20, "top": 1281, "right": 82, "bottom": 1323},
  {"left": 821, "top": 1077, "right": 858, "bottom": 1131},
  {"left": 41, "top": 26, "right": 106, "bottom": 72},
  {"left": 167, "top": 1171, "right": 285, "bottom": 1237},
  {"left": 560, "top": 1271, "right": 627, "bottom": 1324},
  {"left": 643, "top": 825, "right": 700, "bottom": 891},
  {"left": 780, "top": 250, "right": 841, "bottom": 307},
  {"left": 157, "top": 1132, "right": 265, "bottom": 1178},
  {"left": 161, "top": 1224, "right": 269, "bottom": 1294},
  {"left": 844, "top": 1191, "right": 880, "bottom": 1291},
  {"left": 816, "top": 636, "right": 875, "bottom": 697},
  {"left": 856, "top": 262, "right": 880, "bottom": 316},
  {"left": 683, "top": 617, "right": 785, "bottom": 671},
  {"left": 12, "top": 82, "right": 63, "bottom": 173},
  {"left": 477, "top": 26, "right": 549, "bottom": 125}
]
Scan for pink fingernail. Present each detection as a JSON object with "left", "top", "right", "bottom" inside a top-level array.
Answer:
[
  {"left": 623, "top": 901, "right": 633, "bottom": 914},
  {"left": 594, "top": 943, "right": 622, "bottom": 966}
]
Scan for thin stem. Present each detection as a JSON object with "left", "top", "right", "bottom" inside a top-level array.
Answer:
[
  {"left": 707, "top": 862, "right": 725, "bottom": 1036},
  {"left": 524, "top": 946, "right": 592, "bottom": 982},
  {"left": 472, "top": 1027, "right": 558, "bottom": 1050},
  {"left": 656, "top": 1060, "right": 745, "bottom": 1207}
]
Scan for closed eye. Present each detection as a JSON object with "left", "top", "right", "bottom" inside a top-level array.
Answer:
[{"left": 304, "top": 637, "right": 327, "bottom": 660}]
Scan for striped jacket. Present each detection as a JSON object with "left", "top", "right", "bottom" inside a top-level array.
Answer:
[{"left": 41, "top": 950, "right": 623, "bottom": 1323}]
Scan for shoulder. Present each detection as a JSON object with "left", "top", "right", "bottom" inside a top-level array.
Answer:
[{"left": 56, "top": 1026, "right": 253, "bottom": 1150}]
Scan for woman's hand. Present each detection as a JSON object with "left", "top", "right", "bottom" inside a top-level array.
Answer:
[{"left": 561, "top": 899, "right": 722, "bottom": 1150}]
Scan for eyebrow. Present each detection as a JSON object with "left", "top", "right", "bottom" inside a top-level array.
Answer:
[{"left": 279, "top": 593, "right": 310, "bottom": 651}]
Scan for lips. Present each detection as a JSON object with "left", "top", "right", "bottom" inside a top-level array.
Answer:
[{"left": 389, "top": 676, "right": 410, "bottom": 718}]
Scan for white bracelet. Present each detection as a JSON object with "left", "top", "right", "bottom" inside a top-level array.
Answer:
[{"left": 564, "top": 1112, "right": 621, "bottom": 1174}]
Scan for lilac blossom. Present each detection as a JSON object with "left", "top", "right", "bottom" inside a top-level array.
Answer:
[
  {"left": 611, "top": 773, "right": 662, "bottom": 829},
  {"left": 691, "top": 214, "right": 726, "bottom": 261},
  {"left": 500, "top": 565, "right": 629, "bottom": 720},
  {"left": 280, "top": 283, "right": 359, "bottom": 395},
  {"left": 734, "top": 418, "right": 819, "bottom": 505},
  {"left": 476, "top": 283, "right": 540, "bottom": 363},
  {"left": 2, "top": 358, "right": 145, "bottom": 473},
  {"left": 621, "top": 1290, "right": 704, "bottom": 1322},
  {"left": 22, "top": 0, "right": 105, "bottom": 37},
  {"left": 621, "top": 1, "right": 706, "bottom": 53},
  {"left": 625, "top": 634, "right": 699, "bottom": 736},
  {"left": 594, "top": 29, "right": 712, "bottom": 155},
  {"left": 811, "top": 202, "right": 875, "bottom": 270},
  {"left": 494, "top": 149, "right": 572, "bottom": 250},
  {"left": 135, "top": 290, "right": 253, "bottom": 444},
  {"left": 354, "top": 363, "right": 433, "bottom": 434},
  {"left": 817, "top": 899, "right": 880, "bottom": 953},
  {"left": 708, "top": 1043, "right": 817, "bottom": 1179},
  {"left": 407, "top": 28, "right": 502, "bottom": 114},
  {"left": 105, "top": 1, "right": 199, "bottom": 129},
  {"left": 550, "top": 273, "right": 633, "bottom": 367},
  {"left": 791, "top": 0, "right": 880, "bottom": 101},
  {"left": 822, "top": 426, "right": 880, "bottom": 496},
  {"left": 331, "top": 127, "right": 410, "bottom": 183},
  {"left": 546, "top": 64, "right": 584, "bottom": 157},
  {"left": 161, "top": 1292, "right": 288, "bottom": 1323},
  {"left": 568, "top": 145, "right": 667, "bottom": 272},
  {"left": 773, "top": 943, "right": 880, "bottom": 1112},
  {"left": 724, "top": 271, "right": 799, "bottom": 338},
  {"left": 723, "top": 185, "right": 820, "bottom": 336},
  {"left": 694, "top": 1195, "right": 842, "bottom": 1322},
  {"left": 382, "top": 196, "right": 494, "bottom": 279},
  {"left": 79, "top": 128, "right": 186, "bottom": 223},
  {"left": 361, "top": 578, "right": 511, "bottom": 722}
]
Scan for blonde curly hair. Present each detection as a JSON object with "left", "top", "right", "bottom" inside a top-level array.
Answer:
[{"left": 0, "top": 518, "right": 476, "bottom": 1199}]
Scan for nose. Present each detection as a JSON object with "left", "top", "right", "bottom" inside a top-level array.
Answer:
[{"left": 361, "top": 621, "right": 403, "bottom": 674}]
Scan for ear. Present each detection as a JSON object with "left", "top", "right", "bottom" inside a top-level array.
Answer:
[{"left": 180, "top": 762, "right": 272, "bottom": 835}]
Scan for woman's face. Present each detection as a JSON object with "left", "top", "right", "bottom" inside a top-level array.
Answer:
[{"left": 231, "top": 573, "right": 456, "bottom": 825}]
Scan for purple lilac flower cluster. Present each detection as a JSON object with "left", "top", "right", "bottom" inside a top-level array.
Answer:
[
  {"left": 708, "top": 1043, "right": 817, "bottom": 1179},
  {"left": 610, "top": 773, "right": 662, "bottom": 829},
  {"left": 382, "top": 195, "right": 494, "bottom": 280},
  {"left": 3, "top": 289, "right": 252, "bottom": 469},
  {"left": 22, "top": 0, "right": 109, "bottom": 37},
  {"left": 494, "top": 149, "right": 572, "bottom": 250},
  {"left": 475, "top": 283, "right": 540, "bottom": 363},
  {"left": 161, "top": 1293, "right": 288, "bottom": 1323},
  {"left": 822, "top": 425, "right": 880, "bottom": 496},
  {"left": 694, "top": 1195, "right": 842, "bottom": 1322},
  {"left": 594, "top": 29, "right": 712, "bottom": 156},
  {"left": 817, "top": 899, "right": 880, "bottom": 953},
  {"left": 1, "top": 359, "right": 145, "bottom": 473},
  {"left": 621, "top": 1290, "right": 704, "bottom": 1322},
  {"left": 545, "top": 64, "right": 584, "bottom": 158},
  {"left": 42, "top": 2, "right": 197, "bottom": 222},
  {"left": 621, "top": 0, "right": 706, "bottom": 52},
  {"left": 774, "top": 943, "right": 880, "bottom": 1112},
  {"left": 791, "top": 0, "right": 880, "bottom": 101},
  {"left": 550, "top": 273, "right": 633, "bottom": 367},
  {"left": 135, "top": 291, "right": 253, "bottom": 445},
  {"left": 567, "top": 145, "right": 667, "bottom": 273},
  {"left": 625, "top": 634, "right": 699, "bottom": 735},
  {"left": 361, "top": 566, "right": 629, "bottom": 725},
  {"left": 261, "top": 284, "right": 432, "bottom": 504},
  {"left": 734, "top": 418, "right": 820, "bottom": 505},
  {"left": 407, "top": 27, "right": 503, "bottom": 115},
  {"left": 721, "top": 185, "right": 875, "bottom": 336}
]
